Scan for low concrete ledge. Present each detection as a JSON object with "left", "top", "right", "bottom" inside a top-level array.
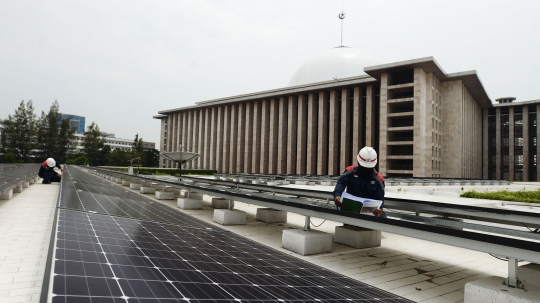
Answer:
[
  {"left": 140, "top": 187, "right": 156, "bottom": 194},
  {"left": 213, "top": 209, "right": 246, "bottom": 225},
  {"left": 282, "top": 229, "right": 332, "bottom": 256},
  {"left": 177, "top": 198, "right": 202, "bottom": 210},
  {"left": 256, "top": 208, "right": 287, "bottom": 223},
  {"left": 22, "top": 181, "right": 30, "bottom": 188},
  {"left": 465, "top": 276, "right": 540, "bottom": 303},
  {"left": 130, "top": 183, "right": 142, "bottom": 190},
  {"left": 1, "top": 189, "right": 14, "bottom": 200},
  {"left": 155, "top": 191, "right": 175, "bottom": 200},
  {"left": 335, "top": 226, "right": 381, "bottom": 249}
]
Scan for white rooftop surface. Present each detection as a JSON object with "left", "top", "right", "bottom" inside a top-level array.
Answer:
[{"left": 2, "top": 174, "right": 538, "bottom": 303}]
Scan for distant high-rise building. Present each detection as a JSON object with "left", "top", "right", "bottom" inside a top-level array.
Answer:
[{"left": 60, "top": 114, "right": 85, "bottom": 134}]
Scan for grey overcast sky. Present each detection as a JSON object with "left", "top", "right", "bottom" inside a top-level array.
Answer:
[{"left": 1, "top": 0, "right": 539, "bottom": 148}]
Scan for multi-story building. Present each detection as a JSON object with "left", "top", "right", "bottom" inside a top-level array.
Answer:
[
  {"left": 154, "top": 47, "right": 538, "bottom": 181},
  {"left": 73, "top": 133, "right": 156, "bottom": 151},
  {"left": 60, "top": 114, "right": 85, "bottom": 134}
]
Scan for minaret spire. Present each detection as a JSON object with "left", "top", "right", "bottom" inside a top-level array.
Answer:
[{"left": 338, "top": 0, "right": 346, "bottom": 46}]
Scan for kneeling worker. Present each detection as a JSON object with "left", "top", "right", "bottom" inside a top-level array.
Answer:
[
  {"left": 332, "top": 146, "right": 385, "bottom": 217},
  {"left": 39, "top": 158, "right": 66, "bottom": 184}
]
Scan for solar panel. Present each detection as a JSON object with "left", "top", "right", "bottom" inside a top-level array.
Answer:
[
  {"left": 0, "top": 163, "right": 38, "bottom": 192},
  {"left": 47, "top": 166, "right": 413, "bottom": 302}
]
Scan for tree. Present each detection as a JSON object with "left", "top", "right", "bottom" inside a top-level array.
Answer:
[
  {"left": 132, "top": 133, "right": 144, "bottom": 154},
  {"left": 108, "top": 148, "right": 129, "bottom": 166},
  {"left": 0, "top": 101, "right": 37, "bottom": 162},
  {"left": 34, "top": 101, "right": 76, "bottom": 163},
  {"left": 82, "top": 122, "right": 105, "bottom": 166},
  {"left": 143, "top": 148, "right": 160, "bottom": 167}
]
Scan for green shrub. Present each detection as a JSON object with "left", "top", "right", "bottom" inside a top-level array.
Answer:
[
  {"left": 461, "top": 189, "right": 540, "bottom": 204},
  {"left": 98, "top": 166, "right": 217, "bottom": 176}
]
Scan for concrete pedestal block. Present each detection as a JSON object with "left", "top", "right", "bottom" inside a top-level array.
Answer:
[
  {"left": 256, "top": 208, "right": 287, "bottom": 223},
  {"left": 282, "top": 229, "right": 332, "bottom": 256},
  {"left": 520, "top": 263, "right": 540, "bottom": 287},
  {"left": 335, "top": 226, "right": 381, "bottom": 249},
  {"left": 252, "top": 180, "right": 260, "bottom": 184},
  {"left": 202, "top": 194, "right": 218, "bottom": 203},
  {"left": 140, "top": 187, "right": 156, "bottom": 194},
  {"left": 295, "top": 181, "right": 308, "bottom": 185},
  {"left": 212, "top": 198, "right": 233, "bottom": 209},
  {"left": 213, "top": 209, "right": 246, "bottom": 225},
  {"left": 320, "top": 181, "right": 332, "bottom": 186},
  {"left": 150, "top": 184, "right": 165, "bottom": 190},
  {"left": 1, "top": 189, "right": 13, "bottom": 200},
  {"left": 22, "top": 181, "right": 30, "bottom": 188},
  {"left": 465, "top": 276, "right": 540, "bottom": 303},
  {"left": 266, "top": 181, "right": 280, "bottom": 186},
  {"left": 29, "top": 179, "right": 35, "bottom": 184},
  {"left": 177, "top": 198, "right": 202, "bottom": 210},
  {"left": 121, "top": 181, "right": 131, "bottom": 186},
  {"left": 130, "top": 183, "right": 142, "bottom": 190},
  {"left": 180, "top": 190, "right": 203, "bottom": 199},
  {"left": 155, "top": 191, "right": 175, "bottom": 200},
  {"left": 13, "top": 185, "right": 23, "bottom": 193},
  {"left": 165, "top": 187, "right": 180, "bottom": 194},
  {"left": 115, "top": 179, "right": 123, "bottom": 184}
]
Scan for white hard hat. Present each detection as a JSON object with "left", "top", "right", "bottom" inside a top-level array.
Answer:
[
  {"left": 357, "top": 147, "right": 377, "bottom": 168},
  {"left": 46, "top": 158, "right": 56, "bottom": 168}
]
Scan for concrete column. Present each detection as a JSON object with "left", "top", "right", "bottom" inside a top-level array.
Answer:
[
  {"left": 260, "top": 100, "right": 271, "bottom": 174},
  {"left": 483, "top": 109, "right": 489, "bottom": 179},
  {"left": 192, "top": 110, "right": 199, "bottom": 169},
  {"left": 222, "top": 106, "right": 230, "bottom": 173},
  {"left": 277, "top": 97, "right": 289, "bottom": 174},
  {"left": 287, "top": 96, "right": 298, "bottom": 174},
  {"left": 537, "top": 105, "right": 540, "bottom": 181},
  {"left": 496, "top": 107, "right": 501, "bottom": 180},
  {"left": 509, "top": 107, "right": 514, "bottom": 181},
  {"left": 160, "top": 118, "right": 166, "bottom": 167},
  {"left": 209, "top": 108, "right": 217, "bottom": 171},
  {"left": 204, "top": 108, "right": 211, "bottom": 169},
  {"left": 244, "top": 103, "right": 254, "bottom": 173},
  {"left": 167, "top": 115, "right": 173, "bottom": 167},
  {"left": 216, "top": 107, "right": 224, "bottom": 173},
  {"left": 352, "top": 87, "right": 363, "bottom": 158},
  {"left": 236, "top": 104, "right": 246, "bottom": 173},
  {"left": 229, "top": 104, "right": 238, "bottom": 174},
  {"left": 306, "top": 93, "right": 318, "bottom": 175},
  {"left": 328, "top": 90, "right": 340, "bottom": 176},
  {"left": 171, "top": 113, "right": 177, "bottom": 156},
  {"left": 177, "top": 112, "right": 183, "bottom": 154},
  {"left": 296, "top": 95, "right": 308, "bottom": 175},
  {"left": 413, "top": 68, "right": 428, "bottom": 177},
  {"left": 252, "top": 101, "right": 262, "bottom": 173},
  {"left": 197, "top": 109, "right": 205, "bottom": 169},
  {"left": 523, "top": 106, "right": 529, "bottom": 181},
  {"left": 269, "top": 99, "right": 279, "bottom": 174},
  {"left": 317, "top": 92, "right": 329, "bottom": 175},
  {"left": 186, "top": 111, "right": 193, "bottom": 169},
  {"left": 340, "top": 89, "right": 352, "bottom": 170},
  {"left": 365, "top": 85, "right": 375, "bottom": 146}
]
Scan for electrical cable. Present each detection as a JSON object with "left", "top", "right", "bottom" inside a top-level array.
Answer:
[{"left": 310, "top": 219, "right": 326, "bottom": 227}]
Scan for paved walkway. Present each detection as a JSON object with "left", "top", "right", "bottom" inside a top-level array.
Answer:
[{"left": 0, "top": 182, "right": 59, "bottom": 303}]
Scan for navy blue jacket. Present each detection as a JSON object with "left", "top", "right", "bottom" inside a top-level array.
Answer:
[
  {"left": 332, "top": 165, "right": 385, "bottom": 203},
  {"left": 38, "top": 161, "right": 62, "bottom": 177}
]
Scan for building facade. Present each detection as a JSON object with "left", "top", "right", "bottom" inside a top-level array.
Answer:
[
  {"left": 155, "top": 50, "right": 538, "bottom": 181},
  {"left": 60, "top": 113, "right": 86, "bottom": 134}
]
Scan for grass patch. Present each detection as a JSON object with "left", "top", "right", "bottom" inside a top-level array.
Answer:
[{"left": 460, "top": 189, "right": 540, "bottom": 204}]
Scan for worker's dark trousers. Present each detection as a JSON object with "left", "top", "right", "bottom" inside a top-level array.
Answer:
[{"left": 39, "top": 172, "right": 61, "bottom": 184}]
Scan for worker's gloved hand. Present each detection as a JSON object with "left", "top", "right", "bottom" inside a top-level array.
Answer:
[
  {"left": 334, "top": 196, "right": 342, "bottom": 208},
  {"left": 372, "top": 208, "right": 383, "bottom": 217}
]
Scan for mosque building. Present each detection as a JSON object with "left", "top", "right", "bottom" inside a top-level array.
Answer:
[{"left": 154, "top": 46, "right": 539, "bottom": 181}]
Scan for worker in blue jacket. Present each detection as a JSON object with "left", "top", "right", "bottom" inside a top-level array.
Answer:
[
  {"left": 38, "top": 158, "right": 66, "bottom": 184},
  {"left": 332, "top": 147, "right": 386, "bottom": 217}
]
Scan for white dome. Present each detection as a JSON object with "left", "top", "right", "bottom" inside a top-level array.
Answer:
[{"left": 288, "top": 46, "right": 380, "bottom": 87}]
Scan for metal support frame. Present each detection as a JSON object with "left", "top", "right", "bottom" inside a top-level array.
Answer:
[
  {"left": 506, "top": 257, "right": 523, "bottom": 289},
  {"left": 304, "top": 216, "right": 310, "bottom": 231}
]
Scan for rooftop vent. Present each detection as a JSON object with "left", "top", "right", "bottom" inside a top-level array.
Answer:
[{"left": 495, "top": 97, "right": 516, "bottom": 104}]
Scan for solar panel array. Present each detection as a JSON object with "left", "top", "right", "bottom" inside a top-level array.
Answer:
[
  {"left": 0, "top": 163, "right": 39, "bottom": 192},
  {"left": 49, "top": 166, "right": 413, "bottom": 303}
]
